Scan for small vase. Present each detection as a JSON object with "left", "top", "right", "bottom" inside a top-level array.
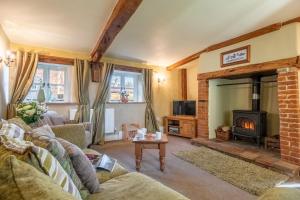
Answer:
[{"left": 121, "top": 96, "right": 128, "bottom": 103}]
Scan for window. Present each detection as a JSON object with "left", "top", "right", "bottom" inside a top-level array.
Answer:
[
  {"left": 25, "top": 63, "right": 71, "bottom": 103},
  {"left": 109, "top": 70, "right": 144, "bottom": 102}
]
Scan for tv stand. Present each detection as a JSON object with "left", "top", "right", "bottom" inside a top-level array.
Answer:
[{"left": 164, "top": 115, "right": 197, "bottom": 138}]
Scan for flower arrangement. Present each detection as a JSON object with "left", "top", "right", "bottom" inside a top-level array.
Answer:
[
  {"left": 16, "top": 102, "right": 47, "bottom": 124},
  {"left": 120, "top": 89, "right": 129, "bottom": 103}
]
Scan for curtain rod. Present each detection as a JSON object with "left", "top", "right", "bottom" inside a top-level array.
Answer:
[{"left": 216, "top": 80, "right": 277, "bottom": 87}]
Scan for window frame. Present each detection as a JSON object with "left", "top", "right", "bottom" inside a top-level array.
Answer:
[
  {"left": 25, "top": 62, "right": 70, "bottom": 103},
  {"left": 109, "top": 70, "right": 143, "bottom": 103}
]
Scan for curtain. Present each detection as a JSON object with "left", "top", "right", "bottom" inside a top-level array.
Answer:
[
  {"left": 7, "top": 51, "right": 38, "bottom": 119},
  {"left": 74, "top": 59, "right": 90, "bottom": 123},
  {"left": 92, "top": 63, "right": 114, "bottom": 144},
  {"left": 143, "top": 69, "right": 159, "bottom": 132}
]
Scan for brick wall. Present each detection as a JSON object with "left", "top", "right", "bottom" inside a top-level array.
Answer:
[
  {"left": 277, "top": 67, "right": 300, "bottom": 165},
  {"left": 198, "top": 79, "right": 209, "bottom": 138}
]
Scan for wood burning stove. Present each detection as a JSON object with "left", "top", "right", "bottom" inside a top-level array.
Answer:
[{"left": 232, "top": 77, "right": 267, "bottom": 146}]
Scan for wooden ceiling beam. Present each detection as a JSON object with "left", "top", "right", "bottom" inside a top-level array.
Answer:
[
  {"left": 91, "top": 0, "right": 143, "bottom": 62},
  {"left": 38, "top": 55, "right": 74, "bottom": 65},
  {"left": 167, "top": 16, "right": 300, "bottom": 71}
]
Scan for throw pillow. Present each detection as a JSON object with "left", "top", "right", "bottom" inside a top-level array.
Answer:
[
  {"left": 0, "top": 156, "right": 75, "bottom": 200},
  {"left": 0, "top": 135, "right": 33, "bottom": 154},
  {"left": 8, "top": 117, "right": 32, "bottom": 132},
  {"left": 32, "top": 124, "right": 55, "bottom": 138},
  {"left": 25, "top": 133, "right": 85, "bottom": 193},
  {"left": 58, "top": 138, "right": 100, "bottom": 193},
  {"left": 0, "top": 120, "right": 25, "bottom": 140},
  {"left": 32, "top": 146, "right": 82, "bottom": 200}
]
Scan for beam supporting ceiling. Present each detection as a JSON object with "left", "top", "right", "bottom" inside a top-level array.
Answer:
[
  {"left": 91, "top": 0, "right": 142, "bottom": 62},
  {"left": 167, "top": 16, "right": 300, "bottom": 71}
]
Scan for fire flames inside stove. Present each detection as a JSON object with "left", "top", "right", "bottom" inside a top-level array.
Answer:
[{"left": 237, "top": 118, "right": 255, "bottom": 131}]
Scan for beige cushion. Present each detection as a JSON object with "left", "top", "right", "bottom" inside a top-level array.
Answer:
[
  {"left": 58, "top": 138, "right": 100, "bottom": 193},
  {"left": 88, "top": 172, "right": 189, "bottom": 200},
  {"left": 0, "top": 156, "right": 75, "bottom": 200}
]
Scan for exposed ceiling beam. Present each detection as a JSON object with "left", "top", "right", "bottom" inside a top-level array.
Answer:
[
  {"left": 167, "top": 16, "right": 300, "bottom": 71},
  {"left": 91, "top": 0, "right": 143, "bottom": 62}
]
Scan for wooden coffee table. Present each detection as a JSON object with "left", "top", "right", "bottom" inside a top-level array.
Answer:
[{"left": 133, "top": 134, "right": 168, "bottom": 172}]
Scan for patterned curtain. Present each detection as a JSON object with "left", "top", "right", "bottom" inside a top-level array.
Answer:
[
  {"left": 74, "top": 59, "right": 90, "bottom": 122},
  {"left": 91, "top": 63, "right": 114, "bottom": 144},
  {"left": 143, "top": 69, "right": 159, "bottom": 132},
  {"left": 7, "top": 51, "right": 38, "bottom": 119}
]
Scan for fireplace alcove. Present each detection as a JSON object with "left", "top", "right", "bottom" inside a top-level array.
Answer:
[{"left": 208, "top": 73, "right": 279, "bottom": 146}]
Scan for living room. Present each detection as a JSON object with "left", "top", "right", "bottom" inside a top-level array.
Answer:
[{"left": 1, "top": 0, "right": 300, "bottom": 200}]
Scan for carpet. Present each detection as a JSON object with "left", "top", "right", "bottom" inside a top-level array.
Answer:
[{"left": 175, "top": 146, "right": 289, "bottom": 196}]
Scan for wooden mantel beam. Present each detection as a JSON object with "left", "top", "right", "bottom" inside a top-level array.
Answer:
[{"left": 91, "top": 0, "right": 143, "bottom": 62}]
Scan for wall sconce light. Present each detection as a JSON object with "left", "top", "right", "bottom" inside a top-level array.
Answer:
[
  {"left": 156, "top": 73, "right": 166, "bottom": 84},
  {"left": 0, "top": 50, "right": 16, "bottom": 67}
]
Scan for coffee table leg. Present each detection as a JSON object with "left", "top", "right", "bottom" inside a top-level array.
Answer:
[
  {"left": 135, "top": 143, "right": 142, "bottom": 171},
  {"left": 159, "top": 143, "right": 166, "bottom": 172}
]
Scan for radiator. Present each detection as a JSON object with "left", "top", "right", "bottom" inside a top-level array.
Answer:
[
  {"left": 69, "top": 108, "right": 94, "bottom": 122},
  {"left": 105, "top": 108, "right": 115, "bottom": 134}
]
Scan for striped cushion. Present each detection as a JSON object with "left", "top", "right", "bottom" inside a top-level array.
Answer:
[
  {"left": 0, "top": 120, "right": 25, "bottom": 140},
  {"left": 32, "top": 146, "right": 82, "bottom": 200}
]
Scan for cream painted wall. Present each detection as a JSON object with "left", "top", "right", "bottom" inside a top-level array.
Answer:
[
  {"left": 208, "top": 76, "right": 279, "bottom": 139},
  {"left": 199, "top": 23, "right": 299, "bottom": 73},
  {"left": 0, "top": 25, "right": 10, "bottom": 118}
]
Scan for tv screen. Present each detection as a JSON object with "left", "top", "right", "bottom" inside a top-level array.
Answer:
[{"left": 173, "top": 101, "right": 196, "bottom": 116}]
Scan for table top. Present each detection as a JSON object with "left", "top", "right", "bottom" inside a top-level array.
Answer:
[{"left": 133, "top": 134, "right": 168, "bottom": 144}]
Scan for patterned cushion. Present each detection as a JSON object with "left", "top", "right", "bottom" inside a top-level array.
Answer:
[
  {"left": 32, "top": 146, "right": 82, "bottom": 200},
  {"left": 25, "top": 133, "right": 85, "bottom": 194},
  {"left": 0, "top": 135, "right": 33, "bottom": 154},
  {"left": 58, "top": 138, "right": 100, "bottom": 193},
  {"left": 32, "top": 124, "right": 55, "bottom": 138},
  {"left": 0, "top": 156, "right": 75, "bottom": 200},
  {"left": 8, "top": 117, "right": 32, "bottom": 132},
  {"left": 0, "top": 120, "right": 25, "bottom": 140}
]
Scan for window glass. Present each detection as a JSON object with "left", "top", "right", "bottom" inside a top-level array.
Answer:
[
  {"left": 109, "top": 70, "right": 144, "bottom": 102},
  {"left": 49, "top": 70, "right": 65, "bottom": 85},
  {"left": 25, "top": 63, "right": 70, "bottom": 103}
]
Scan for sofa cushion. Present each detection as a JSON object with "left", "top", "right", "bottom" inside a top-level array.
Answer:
[
  {"left": 25, "top": 133, "right": 84, "bottom": 194},
  {"left": 258, "top": 188, "right": 300, "bottom": 200},
  {"left": 32, "top": 146, "right": 82, "bottom": 200},
  {"left": 7, "top": 117, "right": 32, "bottom": 132},
  {"left": 0, "top": 156, "right": 75, "bottom": 200},
  {"left": 0, "top": 120, "right": 25, "bottom": 140},
  {"left": 87, "top": 172, "right": 189, "bottom": 200},
  {"left": 58, "top": 138, "right": 100, "bottom": 194},
  {"left": 82, "top": 149, "right": 128, "bottom": 183},
  {"left": 32, "top": 124, "right": 56, "bottom": 137}
]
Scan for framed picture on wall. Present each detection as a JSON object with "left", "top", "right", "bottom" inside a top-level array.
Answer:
[{"left": 220, "top": 45, "right": 250, "bottom": 67}]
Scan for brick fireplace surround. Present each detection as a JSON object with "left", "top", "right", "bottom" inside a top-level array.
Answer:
[{"left": 197, "top": 57, "right": 300, "bottom": 165}]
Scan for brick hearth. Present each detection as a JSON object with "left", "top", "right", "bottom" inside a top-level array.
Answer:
[{"left": 197, "top": 66, "right": 300, "bottom": 166}]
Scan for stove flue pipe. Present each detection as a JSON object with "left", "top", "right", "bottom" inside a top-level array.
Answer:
[{"left": 252, "top": 77, "right": 261, "bottom": 111}]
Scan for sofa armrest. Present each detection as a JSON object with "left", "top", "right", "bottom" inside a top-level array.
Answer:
[{"left": 51, "top": 124, "right": 86, "bottom": 149}]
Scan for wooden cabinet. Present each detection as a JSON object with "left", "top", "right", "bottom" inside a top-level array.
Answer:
[{"left": 164, "top": 115, "right": 197, "bottom": 138}]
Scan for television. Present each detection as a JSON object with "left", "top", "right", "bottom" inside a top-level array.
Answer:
[{"left": 173, "top": 100, "right": 196, "bottom": 116}]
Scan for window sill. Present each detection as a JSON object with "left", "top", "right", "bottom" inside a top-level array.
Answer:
[
  {"left": 46, "top": 102, "right": 78, "bottom": 106},
  {"left": 107, "top": 102, "right": 146, "bottom": 105}
]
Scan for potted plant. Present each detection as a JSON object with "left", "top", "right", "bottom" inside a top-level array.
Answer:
[
  {"left": 16, "top": 102, "right": 47, "bottom": 125},
  {"left": 120, "top": 89, "right": 129, "bottom": 103}
]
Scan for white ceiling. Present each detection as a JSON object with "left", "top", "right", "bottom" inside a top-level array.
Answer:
[
  {"left": 1, "top": 0, "right": 300, "bottom": 66},
  {"left": 106, "top": 0, "right": 300, "bottom": 66},
  {"left": 0, "top": 0, "right": 117, "bottom": 52}
]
